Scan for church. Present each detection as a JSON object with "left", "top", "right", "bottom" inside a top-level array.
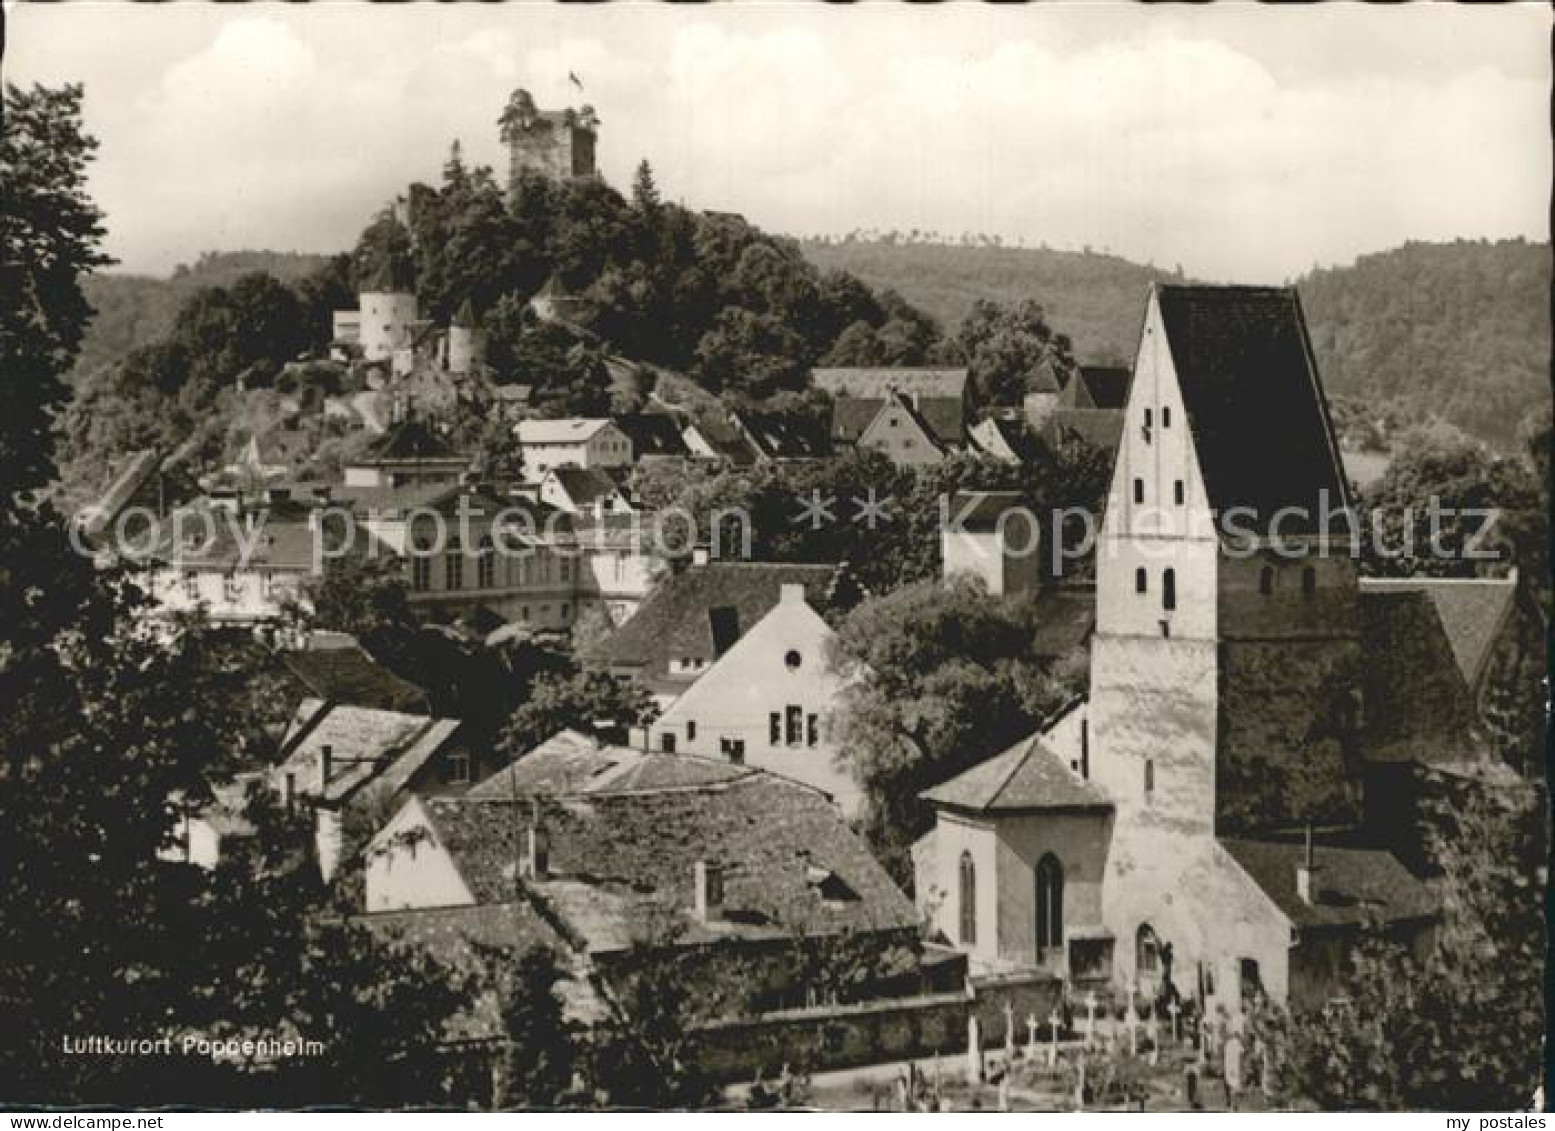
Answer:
[{"left": 914, "top": 284, "right": 1512, "bottom": 1015}]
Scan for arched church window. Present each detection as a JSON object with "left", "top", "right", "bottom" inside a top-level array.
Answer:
[
  {"left": 1137, "top": 923, "right": 1161, "bottom": 976},
  {"left": 958, "top": 852, "right": 977, "bottom": 946},
  {"left": 1036, "top": 854, "right": 1064, "bottom": 959},
  {"left": 1162, "top": 569, "right": 1176, "bottom": 611},
  {"left": 1144, "top": 759, "right": 1155, "bottom": 801},
  {"left": 1135, "top": 567, "right": 1147, "bottom": 594}
]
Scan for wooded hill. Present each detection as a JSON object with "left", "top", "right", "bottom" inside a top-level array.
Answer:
[{"left": 801, "top": 236, "right": 1551, "bottom": 450}]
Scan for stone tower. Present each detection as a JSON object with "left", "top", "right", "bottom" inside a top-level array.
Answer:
[
  {"left": 446, "top": 298, "right": 486, "bottom": 376},
  {"left": 499, "top": 88, "right": 598, "bottom": 195},
  {"left": 1088, "top": 283, "right": 1360, "bottom": 985}
]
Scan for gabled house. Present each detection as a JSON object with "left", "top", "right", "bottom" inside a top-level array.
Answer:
[
  {"left": 364, "top": 744, "right": 935, "bottom": 1028},
  {"left": 1041, "top": 364, "right": 1132, "bottom": 454},
  {"left": 813, "top": 367, "right": 969, "bottom": 451},
  {"left": 644, "top": 583, "right": 862, "bottom": 815},
  {"left": 915, "top": 284, "right": 1469, "bottom": 1013},
  {"left": 343, "top": 417, "right": 470, "bottom": 489},
  {"left": 586, "top": 560, "right": 843, "bottom": 702},
  {"left": 537, "top": 467, "right": 632, "bottom": 517},
  {"left": 612, "top": 412, "right": 689, "bottom": 460},
  {"left": 853, "top": 392, "right": 948, "bottom": 467},
  {"left": 514, "top": 418, "right": 632, "bottom": 482},
  {"left": 274, "top": 697, "right": 474, "bottom": 880}
]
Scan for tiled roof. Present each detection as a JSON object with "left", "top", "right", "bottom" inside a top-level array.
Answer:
[
  {"left": 77, "top": 450, "right": 160, "bottom": 536},
  {"left": 1067, "top": 366, "right": 1132, "bottom": 411},
  {"left": 812, "top": 367, "right": 969, "bottom": 401},
  {"left": 945, "top": 490, "right": 1033, "bottom": 531},
  {"left": 280, "top": 644, "right": 430, "bottom": 714},
  {"left": 1155, "top": 285, "right": 1349, "bottom": 531},
  {"left": 277, "top": 699, "right": 461, "bottom": 806},
  {"left": 1222, "top": 831, "right": 1439, "bottom": 930},
  {"left": 514, "top": 418, "right": 615, "bottom": 445},
  {"left": 586, "top": 561, "right": 840, "bottom": 683},
  {"left": 1357, "top": 588, "right": 1480, "bottom": 764},
  {"left": 921, "top": 732, "right": 1110, "bottom": 813},
  {"left": 355, "top": 418, "right": 463, "bottom": 464},
  {"left": 612, "top": 413, "right": 688, "bottom": 457},
  {"left": 832, "top": 393, "right": 964, "bottom": 447},
  {"left": 422, "top": 770, "right": 917, "bottom": 952},
  {"left": 1358, "top": 575, "right": 1517, "bottom": 689},
  {"left": 472, "top": 734, "right": 755, "bottom": 801},
  {"left": 737, "top": 411, "right": 831, "bottom": 460},
  {"left": 685, "top": 415, "right": 761, "bottom": 465},
  {"left": 1042, "top": 408, "right": 1125, "bottom": 453},
  {"left": 145, "top": 499, "right": 367, "bottom": 572}
]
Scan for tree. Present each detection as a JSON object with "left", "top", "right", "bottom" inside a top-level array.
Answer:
[
  {"left": 1275, "top": 779, "right": 1545, "bottom": 1110},
  {"left": 954, "top": 298, "right": 1074, "bottom": 408},
  {"left": 492, "top": 947, "right": 581, "bottom": 1108},
  {"left": 828, "top": 577, "right": 1088, "bottom": 877},
  {"left": 2, "top": 82, "right": 113, "bottom": 496},
  {"left": 588, "top": 961, "right": 717, "bottom": 1109},
  {"left": 498, "top": 669, "right": 657, "bottom": 757},
  {"left": 630, "top": 159, "right": 661, "bottom": 214}
]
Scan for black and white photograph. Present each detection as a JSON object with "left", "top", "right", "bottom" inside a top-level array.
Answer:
[{"left": 1, "top": 0, "right": 1549, "bottom": 1115}]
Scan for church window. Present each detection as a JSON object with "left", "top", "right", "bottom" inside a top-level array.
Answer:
[
  {"left": 1137, "top": 923, "right": 1161, "bottom": 976},
  {"left": 1135, "top": 567, "right": 1147, "bottom": 594},
  {"left": 958, "top": 852, "right": 977, "bottom": 946},
  {"left": 1259, "top": 566, "right": 1275, "bottom": 595},
  {"left": 1174, "top": 480, "right": 1185, "bottom": 505},
  {"left": 1302, "top": 566, "right": 1317, "bottom": 597},
  {"left": 1144, "top": 759, "right": 1155, "bottom": 800},
  {"left": 1162, "top": 568, "right": 1176, "bottom": 611},
  {"left": 1036, "top": 854, "right": 1064, "bottom": 959},
  {"left": 686, "top": 720, "right": 697, "bottom": 742},
  {"left": 1144, "top": 408, "right": 1153, "bottom": 428},
  {"left": 1133, "top": 478, "right": 1144, "bottom": 504},
  {"left": 1162, "top": 406, "right": 1172, "bottom": 428}
]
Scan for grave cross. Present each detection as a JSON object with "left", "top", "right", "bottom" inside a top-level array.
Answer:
[
  {"left": 1026, "top": 1013, "right": 1039, "bottom": 1059},
  {"left": 1083, "top": 990, "right": 1099, "bottom": 1044},
  {"left": 1167, "top": 998, "right": 1182, "bottom": 1043},
  {"left": 1047, "top": 1007, "right": 1062, "bottom": 1069}
]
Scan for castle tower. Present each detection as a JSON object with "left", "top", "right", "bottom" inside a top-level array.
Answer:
[
  {"left": 499, "top": 88, "right": 598, "bottom": 195},
  {"left": 446, "top": 298, "right": 486, "bottom": 376},
  {"left": 357, "top": 225, "right": 418, "bottom": 363},
  {"left": 1089, "top": 284, "right": 1359, "bottom": 988}
]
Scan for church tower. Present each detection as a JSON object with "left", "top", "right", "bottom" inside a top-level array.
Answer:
[{"left": 1089, "top": 283, "right": 1361, "bottom": 985}]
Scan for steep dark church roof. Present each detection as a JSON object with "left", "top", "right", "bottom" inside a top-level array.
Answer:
[
  {"left": 1358, "top": 575, "right": 1517, "bottom": 690},
  {"left": 1155, "top": 285, "right": 1348, "bottom": 532},
  {"left": 1064, "top": 366, "right": 1132, "bottom": 411}
]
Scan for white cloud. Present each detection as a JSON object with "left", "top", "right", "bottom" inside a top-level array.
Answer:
[{"left": 7, "top": 4, "right": 1547, "bottom": 279}]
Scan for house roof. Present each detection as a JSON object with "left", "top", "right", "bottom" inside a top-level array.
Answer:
[
  {"left": 1358, "top": 575, "right": 1517, "bottom": 689},
  {"left": 1041, "top": 408, "right": 1125, "bottom": 453},
  {"left": 586, "top": 562, "right": 841, "bottom": 689},
  {"left": 832, "top": 393, "right": 965, "bottom": 448},
  {"left": 277, "top": 698, "right": 461, "bottom": 806},
  {"left": 1155, "top": 284, "right": 1349, "bottom": 532},
  {"left": 145, "top": 499, "right": 378, "bottom": 572},
  {"left": 684, "top": 414, "right": 761, "bottom": 465},
  {"left": 945, "top": 490, "right": 1033, "bottom": 531},
  {"left": 420, "top": 769, "right": 917, "bottom": 953},
  {"left": 354, "top": 418, "right": 464, "bottom": 465},
  {"left": 514, "top": 418, "right": 616, "bottom": 445},
  {"left": 813, "top": 367, "right": 969, "bottom": 402},
  {"left": 612, "top": 413, "right": 688, "bottom": 458},
  {"left": 921, "top": 732, "right": 1110, "bottom": 813},
  {"left": 471, "top": 732, "right": 754, "bottom": 801},
  {"left": 545, "top": 466, "right": 623, "bottom": 508},
  {"left": 1222, "top": 831, "right": 1439, "bottom": 931},
  {"left": 1356, "top": 587, "right": 1481, "bottom": 764},
  {"left": 279, "top": 644, "right": 430, "bottom": 714},
  {"left": 77, "top": 449, "right": 161, "bottom": 536},
  {"left": 968, "top": 417, "right": 1040, "bottom": 464},
  {"left": 1064, "top": 366, "right": 1132, "bottom": 411},
  {"left": 738, "top": 411, "right": 832, "bottom": 461}
]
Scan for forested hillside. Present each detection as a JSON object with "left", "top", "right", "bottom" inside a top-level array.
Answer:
[
  {"left": 801, "top": 238, "right": 1177, "bottom": 365},
  {"left": 1298, "top": 239, "right": 1549, "bottom": 449},
  {"left": 75, "top": 251, "right": 329, "bottom": 384},
  {"left": 801, "top": 236, "right": 1551, "bottom": 450}
]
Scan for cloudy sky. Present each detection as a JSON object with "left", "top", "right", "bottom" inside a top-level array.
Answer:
[{"left": 9, "top": 3, "right": 1549, "bottom": 281}]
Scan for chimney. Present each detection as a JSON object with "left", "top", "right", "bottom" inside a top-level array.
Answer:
[
  {"left": 691, "top": 546, "right": 710, "bottom": 567},
  {"left": 694, "top": 860, "right": 724, "bottom": 924},
  {"left": 779, "top": 583, "right": 805, "bottom": 605},
  {"left": 1296, "top": 822, "right": 1320, "bottom": 905},
  {"left": 318, "top": 744, "right": 333, "bottom": 793},
  {"left": 526, "top": 822, "right": 549, "bottom": 880}
]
